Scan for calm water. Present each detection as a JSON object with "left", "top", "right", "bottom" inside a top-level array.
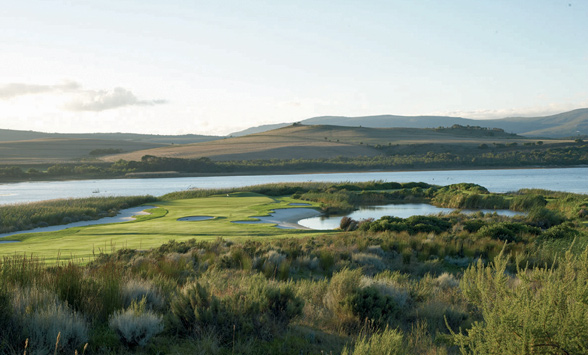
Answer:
[
  {"left": 299, "top": 203, "right": 523, "bottom": 230},
  {"left": 1, "top": 167, "right": 587, "bottom": 205}
]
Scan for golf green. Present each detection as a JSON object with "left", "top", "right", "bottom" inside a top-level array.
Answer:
[{"left": 0, "top": 193, "right": 329, "bottom": 263}]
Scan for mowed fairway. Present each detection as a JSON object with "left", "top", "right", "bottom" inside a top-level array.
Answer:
[{"left": 0, "top": 193, "right": 329, "bottom": 263}]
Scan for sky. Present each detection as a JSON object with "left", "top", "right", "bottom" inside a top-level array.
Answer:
[{"left": 1, "top": 0, "right": 587, "bottom": 136}]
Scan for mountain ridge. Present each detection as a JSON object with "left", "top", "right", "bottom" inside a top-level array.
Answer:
[
  {"left": 229, "top": 108, "right": 588, "bottom": 138},
  {"left": 0, "top": 128, "right": 221, "bottom": 144}
]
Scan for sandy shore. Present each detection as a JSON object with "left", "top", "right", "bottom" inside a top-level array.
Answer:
[
  {"left": 0, "top": 206, "right": 156, "bottom": 241},
  {"left": 233, "top": 208, "right": 322, "bottom": 229},
  {"left": 178, "top": 216, "right": 215, "bottom": 221}
]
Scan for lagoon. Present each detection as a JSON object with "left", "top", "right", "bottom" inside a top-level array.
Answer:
[
  {"left": 1, "top": 167, "right": 587, "bottom": 205},
  {"left": 298, "top": 203, "right": 523, "bottom": 230}
]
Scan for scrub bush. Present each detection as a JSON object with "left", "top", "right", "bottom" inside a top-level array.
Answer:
[
  {"left": 12, "top": 287, "right": 89, "bottom": 354},
  {"left": 324, "top": 268, "right": 363, "bottom": 328},
  {"left": 453, "top": 248, "right": 588, "bottom": 354},
  {"left": 109, "top": 297, "right": 163, "bottom": 347},
  {"left": 170, "top": 278, "right": 303, "bottom": 343},
  {"left": 342, "top": 327, "right": 405, "bottom": 355},
  {"left": 350, "top": 286, "right": 398, "bottom": 327},
  {"left": 121, "top": 278, "right": 164, "bottom": 310}
]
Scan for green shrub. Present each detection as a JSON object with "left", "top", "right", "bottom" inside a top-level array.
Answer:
[
  {"left": 406, "top": 215, "right": 452, "bottom": 234},
  {"left": 170, "top": 278, "right": 303, "bottom": 343},
  {"left": 526, "top": 207, "right": 565, "bottom": 229},
  {"left": 342, "top": 327, "right": 405, "bottom": 355},
  {"left": 477, "top": 223, "right": 518, "bottom": 242},
  {"left": 324, "top": 268, "right": 363, "bottom": 328},
  {"left": 510, "top": 194, "right": 547, "bottom": 211},
  {"left": 477, "top": 222, "right": 539, "bottom": 242},
  {"left": 318, "top": 250, "right": 336, "bottom": 272},
  {"left": 358, "top": 215, "right": 452, "bottom": 235},
  {"left": 169, "top": 282, "right": 219, "bottom": 336},
  {"left": 541, "top": 222, "right": 580, "bottom": 240},
  {"left": 262, "top": 284, "right": 304, "bottom": 326},
  {"left": 350, "top": 286, "right": 398, "bottom": 327},
  {"left": 453, "top": 248, "right": 588, "bottom": 354},
  {"left": 462, "top": 219, "right": 486, "bottom": 233}
]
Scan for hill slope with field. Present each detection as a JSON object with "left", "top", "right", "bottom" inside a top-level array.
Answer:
[
  {"left": 0, "top": 138, "right": 169, "bottom": 165},
  {"left": 101, "top": 123, "right": 548, "bottom": 162},
  {"left": 0, "top": 130, "right": 223, "bottom": 165}
]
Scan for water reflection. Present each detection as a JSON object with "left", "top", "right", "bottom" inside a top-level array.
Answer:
[{"left": 298, "top": 203, "right": 523, "bottom": 230}]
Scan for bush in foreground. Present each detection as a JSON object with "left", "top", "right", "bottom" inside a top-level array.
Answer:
[
  {"left": 109, "top": 297, "right": 163, "bottom": 347},
  {"left": 452, "top": 248, "right": 588, "bottom": 354}
]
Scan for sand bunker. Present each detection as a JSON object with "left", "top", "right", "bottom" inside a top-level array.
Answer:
[
  {"left": 232, "top": 208, "right": 322, "bottom": 229},
  {"left": 0, "top": 206, "right": 156, "bottom": 242},
  {"left": 178, "top": 216, "right": 215, "bottom": 221}
]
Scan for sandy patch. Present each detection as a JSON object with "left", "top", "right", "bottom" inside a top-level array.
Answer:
[
  {"left": 232, "top": 208, "right": 322, "bottom": 229},
  {"left": 0, "top": 206, "right": 156, "bottom": 241},
  {"left": 178, "top": 216, "right": 215, "bottom": 221}
]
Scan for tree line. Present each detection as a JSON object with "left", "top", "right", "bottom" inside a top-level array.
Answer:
[{"left": 1, "top": 143, "right": 587, "bottom": 182}]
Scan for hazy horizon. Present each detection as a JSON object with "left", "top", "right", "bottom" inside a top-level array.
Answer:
[{"left": 2, "top": 1, "right": 587, "bottom": 136}]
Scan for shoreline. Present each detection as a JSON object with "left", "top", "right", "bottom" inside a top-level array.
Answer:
[
  {"left": 0, "top": 206, "right": 155, "bottom": 241},
  {"left": 232, "top": 208, "right": 323, "bottom": 230},
  {"left": 2, "top": 164, "right": 587, "bottom": 185}
]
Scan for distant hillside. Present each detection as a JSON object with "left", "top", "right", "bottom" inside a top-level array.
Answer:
[
  {"left": 0, "top": 128, "right": 221, "bottom": 144},
  {"left": 228, "top": 123, "right": 290, "bottom": 137},
  {"left": 485, "top": 108, "right": 588, "bottom": 137},
  {"left": 102, "top": 123, "right": 548, "bottom": 162},
  {"left": 303, "top": 115, "right": 473, "bottom": 129},
  {"left": 230, "top": 108, "right": 588, "bottom": 138},
  {"left": 0, "top": 138, "right": 166, "bottom": 165}
]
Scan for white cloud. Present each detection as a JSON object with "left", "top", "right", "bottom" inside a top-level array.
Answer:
[
  {"left": 64, "top": 87, "right": 167, "bottom": 112},
  {"left": 0, "top": 81, "right": 166, "bottom": 112},
  {"left": 0, "top": 81, "right": 80, "bottom": 99}
]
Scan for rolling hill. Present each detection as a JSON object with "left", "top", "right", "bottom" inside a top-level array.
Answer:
[
  {"left": 101, "top": 124, "right": 549, "bottom": 162},
  {"left": 229, "top": 108, "right": 588, "bottom": 138},
  {"left": 0, "top": 129, "right": 223, "bottom": 165},
  {"left": 0, "top": 138, "right": 167, "bottom": 165},
  {"left": 0, "top": 128, "right": 221, "bottom": 144}
]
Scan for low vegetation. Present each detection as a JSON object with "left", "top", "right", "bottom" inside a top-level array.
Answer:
[{"left": 1, "top": 182, "right": 588, "bottom": 353}]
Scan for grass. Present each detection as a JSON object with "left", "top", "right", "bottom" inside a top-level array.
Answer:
[{"left": 0, "top": 193, "right": 327, "bottom": 263}]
